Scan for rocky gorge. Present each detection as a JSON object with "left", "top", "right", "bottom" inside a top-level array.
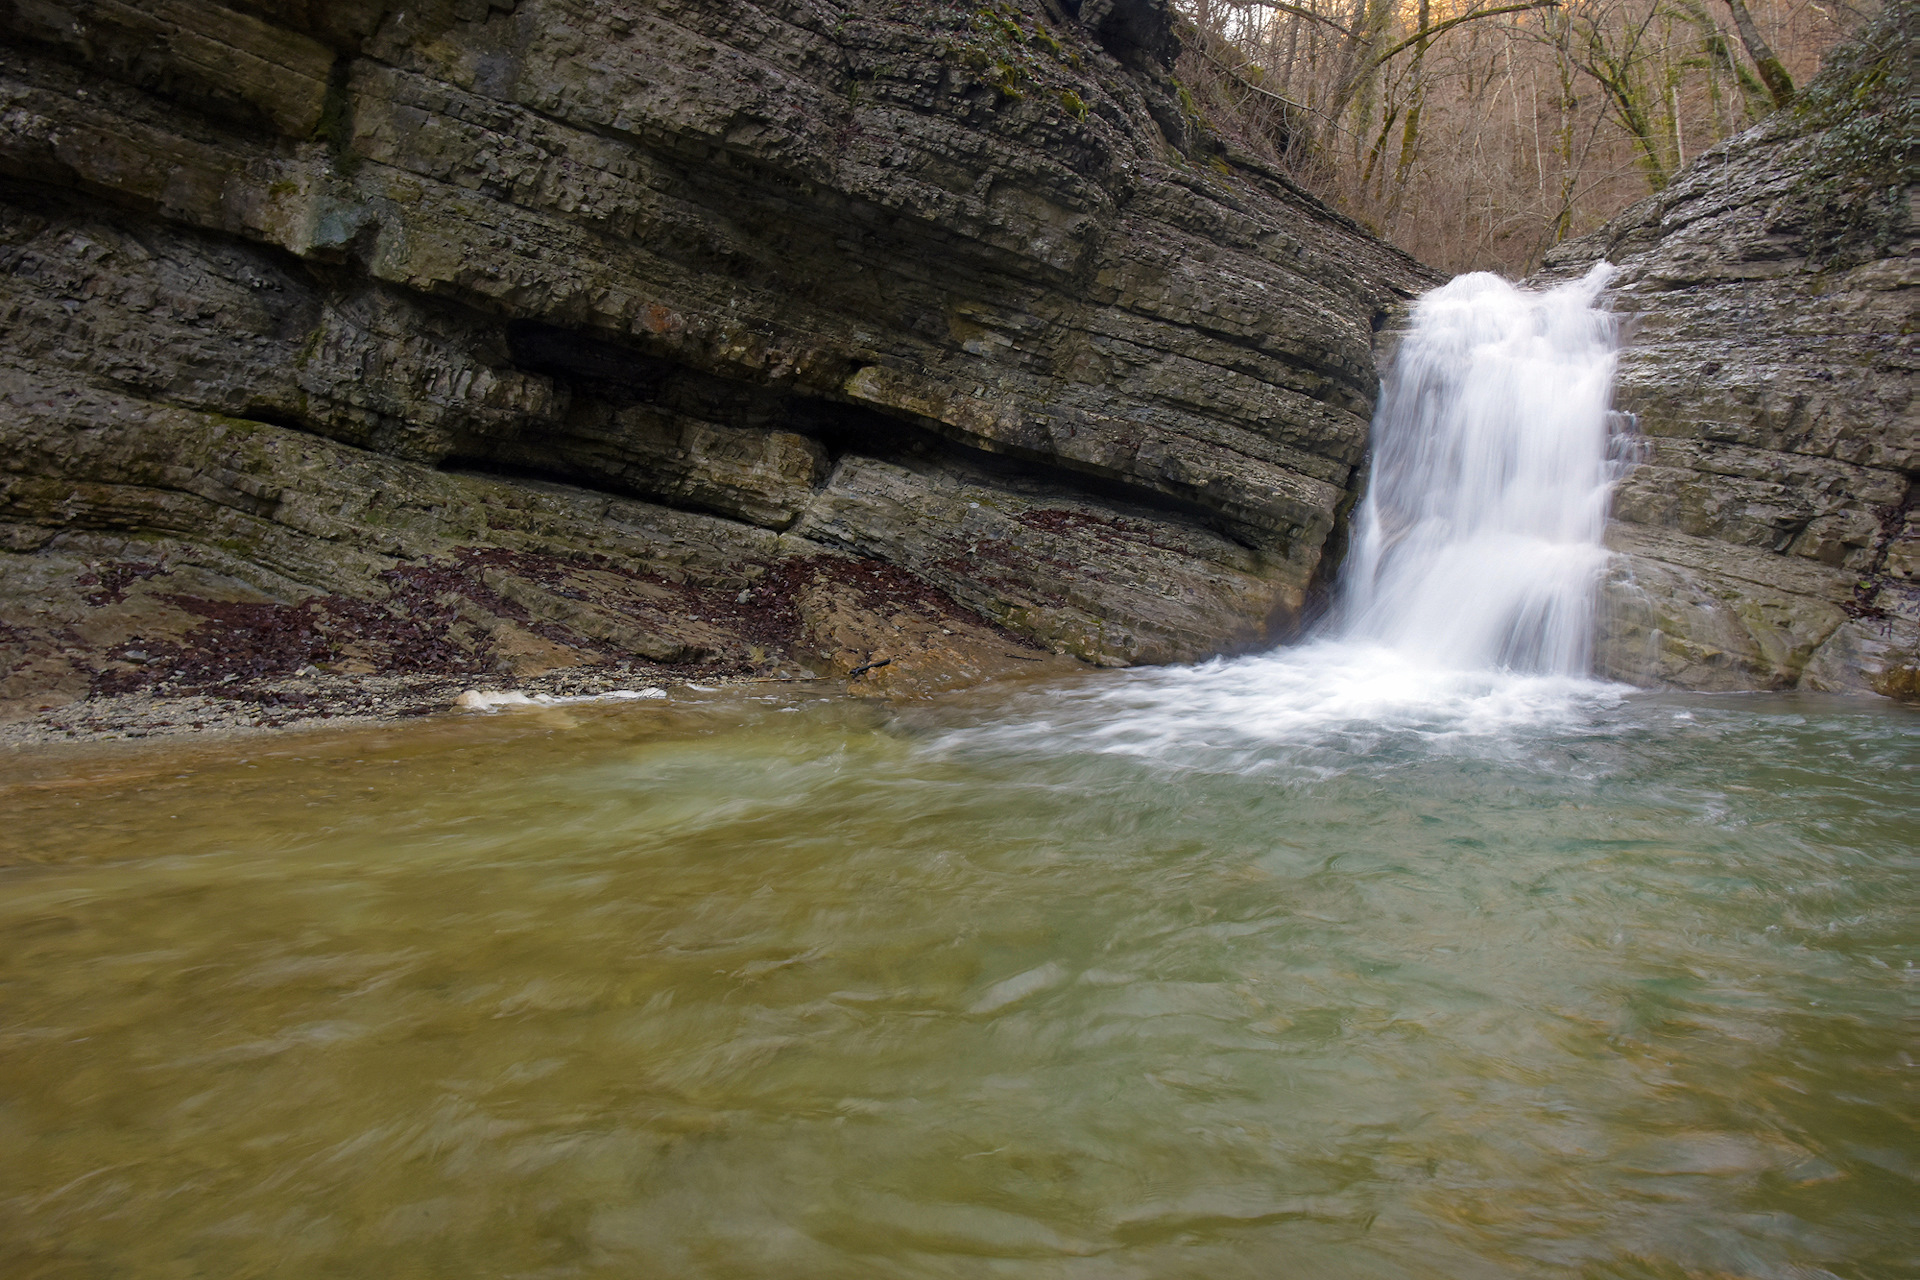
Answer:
[
  {"left": 0, "top": 0, "right": 1435, "bottom": 736},
  {"left": 0, "top": 0, "right": 1912, "bottom": 743},
  {"left": 1557, "top": 0, "right": 1917, "bottom": 699}
]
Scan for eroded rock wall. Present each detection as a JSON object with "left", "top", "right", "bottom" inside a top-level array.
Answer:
[
  {"left": 1544, "top": 6, "right": 1916, "bottom": 698},
  {"left": 0, "top": 0, "right": 1432, "bottom": 715}
]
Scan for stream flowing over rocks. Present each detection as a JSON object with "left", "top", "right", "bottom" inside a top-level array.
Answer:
[{"left": 0, "top": 0, "right": 1434, "bottom": 735}]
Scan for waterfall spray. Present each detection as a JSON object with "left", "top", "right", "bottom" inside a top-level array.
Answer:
[{"left": 1340, "top": 263, "right": 1621, "bottom": 674}]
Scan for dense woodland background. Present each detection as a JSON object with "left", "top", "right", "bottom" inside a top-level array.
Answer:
[{"left": 1171, "top": 0, "right": 1875, "bottom": 272}]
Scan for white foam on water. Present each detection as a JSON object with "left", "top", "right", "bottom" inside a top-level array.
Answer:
[
  {"left": 454, "top": 687, "right": 668, "bottom": 713},
  {"left": 943, "top": 643, "right": 1627, "bottom": 770},
  {"left": 1093, "top": 643, "right": 1620, "bottom": 749}
]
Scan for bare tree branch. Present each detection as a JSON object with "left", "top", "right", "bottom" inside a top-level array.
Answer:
[
  {"left": 1188, "top": 44, "right": 1347, "bottom": 124},
  {"left": 1227, "top": 0, "right": 1359, "bottom": 40},
  {"left": 1368, "top": 1, "right": 1560, "bottom": 68}
]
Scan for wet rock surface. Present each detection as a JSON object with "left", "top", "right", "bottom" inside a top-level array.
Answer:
[
  {"left": 1543, "top": 8, "right": 1916, "bottom": 698},
  {"left": 0, "top": 518, "right": 1079, "bottom": 745},
  {"left": 0, "top": 0, "right": 1429, "bottom": 739}
]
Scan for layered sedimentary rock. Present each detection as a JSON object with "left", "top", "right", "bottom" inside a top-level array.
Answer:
[
  {"left": 1544, "top": 6, "right": 1916, "bottom": 698},
  {"left": 0, "top": 0, "right": 1429, "bottom": 716}
]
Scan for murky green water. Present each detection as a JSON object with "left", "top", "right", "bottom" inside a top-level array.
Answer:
[{"left": 2, "top": 660, "right": 1915, "bottom": 1278}]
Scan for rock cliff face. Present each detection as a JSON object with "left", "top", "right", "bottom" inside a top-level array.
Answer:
[
  {"left": 1544, "top": 4, "right": 1916, "bottom": 699},
  {"left": 0, "top": 0, "right": 1430, "bottom": 721}
]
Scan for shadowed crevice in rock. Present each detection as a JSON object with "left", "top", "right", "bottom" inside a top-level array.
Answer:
[{"left": 487, "top": 317, "right": 1264, "bottom": 544}]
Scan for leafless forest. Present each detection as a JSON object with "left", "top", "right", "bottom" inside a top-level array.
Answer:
[{"left": 1172, "top": 0, "right": 1875, "bottom": 273}]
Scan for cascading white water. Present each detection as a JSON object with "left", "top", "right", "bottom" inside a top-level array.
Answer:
[
  {"left": 1339, "top": 263, "right": 1622, "bottom": 673},
  {"left": 942, "top": 262, "right": 1631, "bottom": 761}
]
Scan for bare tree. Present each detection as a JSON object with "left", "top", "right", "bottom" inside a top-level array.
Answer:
[{"left": 1172, "top": 0, "right": 1863, "bottom": 273}]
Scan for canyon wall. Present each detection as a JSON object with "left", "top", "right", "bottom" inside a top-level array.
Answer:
[
  {"left": 0, "top": 0, "right": 1432, "bottom": 716},
  {"left": 1536, "top": 2, "right": 1912, "bottom": 702},
  {"left": 1551, "top": 3, "right": 1916, "bottom": 698}
]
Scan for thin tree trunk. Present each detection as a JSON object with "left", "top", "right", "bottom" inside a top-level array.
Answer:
[
  {"left": 1553, "top": 14, "right": 1579, "bottom": 243},
  {"left": 1393, "top": 0, "right": 1434, "bottom": 195},
  {"left": 1531, "top": 71, "right": 1545, "bottom": 201},
  {"left": 1672, "top": 84, "right": 1685, "bottom": 166},
  {"left": 1721, "top": 0, "right": 1794, "bottom": 107}
]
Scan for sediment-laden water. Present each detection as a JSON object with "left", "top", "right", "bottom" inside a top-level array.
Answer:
[{"left": 2, "top": 672, "right": 1914, "bottom": 1277}]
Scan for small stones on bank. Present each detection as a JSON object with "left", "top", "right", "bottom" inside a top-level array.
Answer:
[
  {"left": 4, "top": 538, "right": 1066, "bottom": 751},
  {"left": 1, "top": 665, "right": 760, "bottom": 749}
]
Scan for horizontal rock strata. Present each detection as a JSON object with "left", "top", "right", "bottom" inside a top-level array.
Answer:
[
  {"left": 0, "top": 0, "right": 1430, "bottom": 721},
  {"left": 1545, "top": 8, "right": 1916, "bottom": 698}
]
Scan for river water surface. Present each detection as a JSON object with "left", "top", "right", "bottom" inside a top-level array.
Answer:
[
  {"left": 3, "top": 656, "right": 1914, "bottom": 1278},
  {"left": 7, "top": 267, "right": 1913, "bottom": 1276}
]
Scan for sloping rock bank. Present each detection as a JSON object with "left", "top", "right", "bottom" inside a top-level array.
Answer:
[
  {"left": 1545, "top": 3, "right": 1916, "bottom": 698},
  {"left": 0, "top": 0, "right": 1429, "bottom": 735}
]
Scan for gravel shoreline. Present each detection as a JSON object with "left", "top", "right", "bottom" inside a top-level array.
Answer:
[{"left": 0, "top": 663, "right": 808, "bottom": 752}]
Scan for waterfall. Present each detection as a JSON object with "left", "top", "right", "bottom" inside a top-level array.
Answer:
[
  {"left": 945, "top": 263, "right": 1632, "bottom": 760},
  {"left": 1339, "top": 263, "right": 1622, "bottom": 675}
]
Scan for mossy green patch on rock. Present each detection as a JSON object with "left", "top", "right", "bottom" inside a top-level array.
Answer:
[{"left": 1791, "top": 0, "right": 1918, "bottom": 266}]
